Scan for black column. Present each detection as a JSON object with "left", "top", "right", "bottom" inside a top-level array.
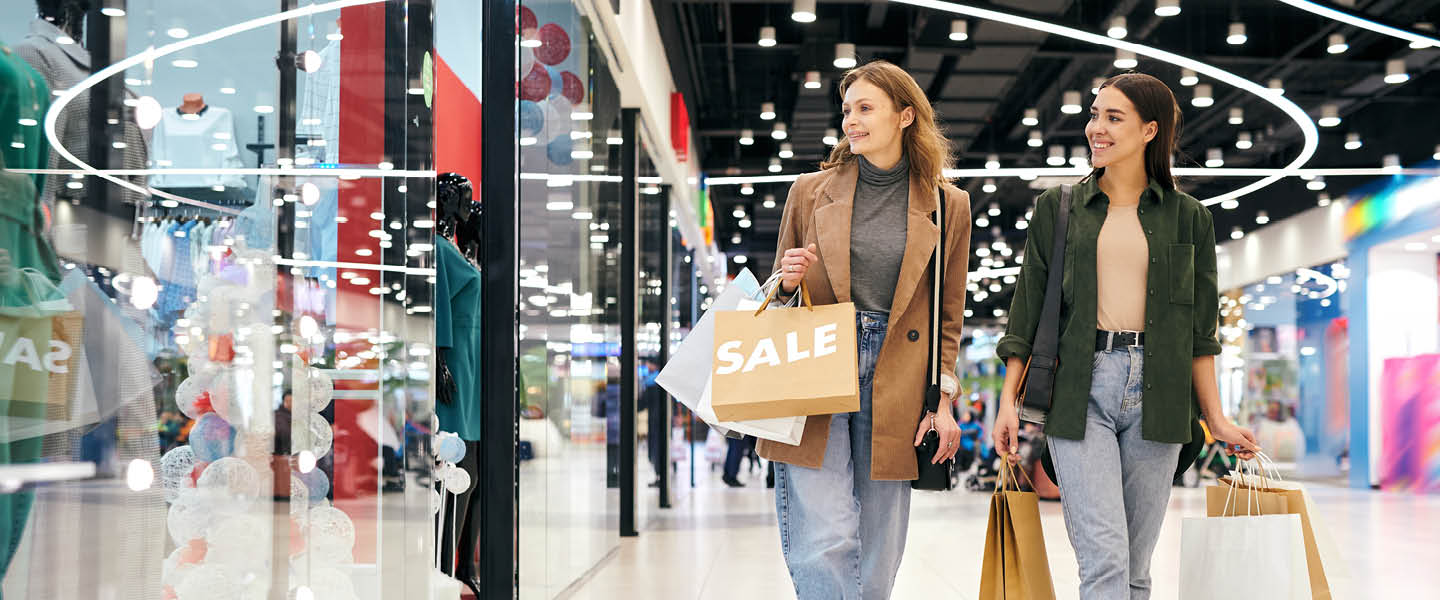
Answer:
[
  {"left": 657, "top": 191, "right": 672, "bottom": 509},
  {"left": 619, "top": 107, "right": 640, "bottom": 537},
  {"left": 480, "top": 0, "right": 519, "bottom": 593},
  {"left": 85, "top": 3, "right": 125, "bottom": 216}
]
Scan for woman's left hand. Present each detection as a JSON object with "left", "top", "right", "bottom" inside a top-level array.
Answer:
[
  {"left": 1208, "top": 417, "right": 1261, "bottom": 461},
  {"left": 914, "top": 396, "right": 962, "bottom": 464}
]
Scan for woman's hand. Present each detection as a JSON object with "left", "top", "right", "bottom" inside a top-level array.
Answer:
[
  {"left": 1207, "top": 416, "right": 1261, "bottom": 460},
  {"left": 778, "top": 243, "right": 819, "bottom": 293},
  {"left": 914, "top": 397, "right": 962, "bottom": 464},
  {"left": 993, "top": 398, "right": 1022, "bottom": 465}
]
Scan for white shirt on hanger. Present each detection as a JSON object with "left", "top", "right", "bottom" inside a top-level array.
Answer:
[{"left": 149, "top": 106, "right": 247, "bottom": 189}]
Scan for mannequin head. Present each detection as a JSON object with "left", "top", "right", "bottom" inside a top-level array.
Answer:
[
  {"left": 179, "top": 93, "right": 206, "bottom": 113},
  {"left": 36, "top": 0, "right": 91, "bottom": 38},
  {"left": 437, "top": 172, "right": 472, "bottom": 237}
]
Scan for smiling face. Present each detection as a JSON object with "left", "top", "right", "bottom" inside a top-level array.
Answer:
[
  {"left": 841, "top": 78, "right": 914, "bottom": 160},
  {"left": 1086, "top": 86, "right": 1158, "bottom": 170}
]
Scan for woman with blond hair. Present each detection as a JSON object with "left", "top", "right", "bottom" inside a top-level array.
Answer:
[{"left": 760, "top": 60, "right": 972, "bottom": 600}]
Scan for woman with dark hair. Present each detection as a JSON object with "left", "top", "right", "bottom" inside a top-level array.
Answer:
[
  {"left": 992, "top": 72, "right": 1259, "bottom": 599},
  {"left": 761, "top": 60, "right": 972, "bottom": 599}
]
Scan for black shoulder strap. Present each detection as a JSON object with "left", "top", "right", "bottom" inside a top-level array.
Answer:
[
  {"left": 1025, "top": 184, "right": 1071, "bottom": 396},
  {"left": 925, "top": 185, "right": 946, "bottom": 413}
]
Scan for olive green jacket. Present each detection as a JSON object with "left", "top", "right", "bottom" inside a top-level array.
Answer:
[{"left": 996, "top": 176, "right": 1221, "bottom": 443}]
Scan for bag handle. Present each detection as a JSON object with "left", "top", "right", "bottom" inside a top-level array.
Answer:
[
  {"left": 996, "top": 452, "right": 1035, "bottom": 494},
  {"left": 924, "top": 184, "right": 946, "bottom": 413},
  {"left": 754, "top": 277, "right": 813, "bottom": 315}
]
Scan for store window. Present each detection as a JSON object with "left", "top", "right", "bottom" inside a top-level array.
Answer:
[{"left": 0, "top": 3, "right": 435, "bottom": 599}]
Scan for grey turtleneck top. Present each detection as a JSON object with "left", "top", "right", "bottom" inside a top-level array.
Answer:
[{"left": 850, "top": 154, "right": 910, "bottom": 313}]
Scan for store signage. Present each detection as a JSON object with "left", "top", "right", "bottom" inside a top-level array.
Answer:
[
  {"left": 1344, "top": 175, "right": 1440, "bottom": 240},
  {"left": 0, "top": 333, "right": 72, "bottom": 374},
  {"left": 714, "top": 323, "right": 840, "bottom": 375},
  {"left": 671, "top": 92, "right": 690, "bottom": 162}
]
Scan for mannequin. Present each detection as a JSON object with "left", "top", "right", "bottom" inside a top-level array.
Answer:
[
  {"left": 36, "top": 0, "right": 90, "bottom": 40},
  {"left": 177, "top": 92, "right": 206, "bottom": 115}
]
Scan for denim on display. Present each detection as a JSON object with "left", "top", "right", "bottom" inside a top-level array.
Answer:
[
  {"left": 774, "top": 310, "right": 912, "bottom": 600},
  {"left": 1047, "top": 345, "right": 1181, "bottom": 600}
]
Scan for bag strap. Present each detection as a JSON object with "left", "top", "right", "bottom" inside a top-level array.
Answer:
[
  {"left": 925, "top": 185, "right": 946, "bottom": 414},
  {"left": 1025, "top": 185, "right": 1071, "bottom": 384}
]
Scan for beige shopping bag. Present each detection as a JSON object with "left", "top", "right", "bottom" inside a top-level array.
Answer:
[
  {"left": 980, "top": 460, "right": 1056, "bottom": 600},
  {"left": 1207, "top": 478, "right": 1290, "bottom": 518},
  {"left": 710, "top": 282, "right": 858, "bottom": 421}
]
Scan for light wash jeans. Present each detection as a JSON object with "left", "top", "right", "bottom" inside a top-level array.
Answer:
[
  {"left": 774, "top": 310, "right": 912, "bottom": 600},
  {"left": 1047, "top": 345, "right": 1181, "bottom": 600}
]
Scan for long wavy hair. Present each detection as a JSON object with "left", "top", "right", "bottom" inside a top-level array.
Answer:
[
  {"left": 1091, "top": 72, "right": 1182, "bottom": 190},
  {"left": 821, "top": 60, "right": 952, "bottom": 185}
]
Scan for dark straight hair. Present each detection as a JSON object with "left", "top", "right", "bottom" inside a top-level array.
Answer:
[{"left": 1092, "top": 72, "right": 1182, "bottom": 190}]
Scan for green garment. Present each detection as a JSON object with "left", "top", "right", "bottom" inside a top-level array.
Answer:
[
  {"left": 0, "top": 44, "right": 60, "bottom": 283},
  {"left": 435, "top": 236, "right": 482, "bottom": 441},
  {"left": 996, "top": 176, "right": 1221, "bottom": 443}
]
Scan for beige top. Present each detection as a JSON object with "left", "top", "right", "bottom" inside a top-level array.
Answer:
[{"left": 1096, "top": 202, "right": 1150, "bottom": 332}]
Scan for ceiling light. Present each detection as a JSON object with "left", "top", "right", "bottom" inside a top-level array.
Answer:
[
  {"left": 792, "top": 0, "right": 817, "bottom": 23},
  {"left": 167, "top": 27, "right": 190, "bottom": 39},
  {"left": 520, "top": 137, "right": 537, "bottom": 146},
  {"left": 1227, "top": 22, "right": 1247, "bottom": 45},
  {"left": 1028, "top": 130, "right": 1043, "bottom": 147},
  {"left": 950, "top": 20, "right": 969, "bottom": 41},
  {"left": 1433, "top": 144, "right": 1440, "bottom": 161},
  {"left": 1327, "top": 34, "right": 1348, "bottom": 54},
  {"left": 1231, "top": 227, "right": 1244, "bottom": 240},
  {"left": 1344, "top": 132, "right": 1362, "bottom": 150},
  {"left": 1318, "top": 104, "right": 1340, "bottom": 127},
  {"left": 760, "top": 102, "right": 776, "bottom": 120},
  {"left": 1412, "top": 23, "right": 1435, "bottom": 49},
  {"left": 739, "top": 218, "right": 752, "bottom": 228},
  {"left": 1206, "top": 148, "right": 1224, "bottom": 168},
  {"left": 1022, "top": 108, "right": 1038, "bottom": 127},
  {"left": 763, "top": 194, "right": 777, "bottom": 209},
  {"left": 982, "top": 178, "right": 997, "bottom": 193},
  {"left": 546, "top": 198, "right": 574, "bottom": 211},
  {"left": 734, "top": 255, "right": 748, "bottom": 264},
  {"left": 823, "top": 128, "right": 839, "bottom": 145},
  {"left": 1047, "top": 145, "right": 1066, "bottom": 166},
  {"left": 741, "top": 184, "right": 754, "bottom": 196},
  {"left": 1317, "top": 193, "right": 1331, "bottom": 207},
  {"left": 1191, "top": 84, "right": 1214, "bottom": 107},
  {"left": 976, "top": 215, "right": 990, "bottom": 228},
  {"left": 758, "top": 26, "right": 777, "bottom": 48},
  {"left": 769, "top": 158, "right": 783, "bottom": 173},
  {"left": 1091, "top": 77, "right": 1106, "bottom": 95},
  {"left": 834, "top": 43, "right": 857, "bottom": 69},
  {"left": 771, "top": 122, "right": 788, "bottom": 140},
  {"left": 1383, "top": 154, "right": 1401, "bottom": 173},
  {"left": 1155, "top": 0, "right": 1181, "bottom": 17},
  {"left": 1255, "top": 211, "right": 1270, "bottom": 225},
  {"left": 607, "top": 129, "right": 623, "bottom": 145},
  {"left": 739, "top": 129, "right": 754, "bottom": 145},
  {"left": 1235, "top": 132, "right": 1253, "bottom": 150},
  {"left": 804, "top": 71, "right": 822, "bottom": 89},
  {"left": 220, "top": 86, "right": 236, "bottom": 95},
  {"left": 1019, "top": 173, "right": 1037, "bottom": 181},
  {"left": 1405, "top": 242, "right": 1428, "bottom": 252},
  {"left": 1221, "top": 199, "right": 1240, "bottom": 210},
  {"left": 1069, "top": 145, "right": 1088, "bottom": 167},
  {"left": 327, "top": 25, "right": 343, "bottom": 42},
  {"left": 778, "top": 143, "right": 794, "bottom": 159},
  {"left": 1307, "top": 176, "right": 1326, "bottom": 191},
  {"left": 1268, "top": 78, "right": 1285, "bottom": 95},
  {"left": 988, "top": 202, "right": 1001, "bottom": 217},
  {"left": 733, "top": 206, "right": 746, "bottom": 218},
  {"left": 571, "top": 105, "right": 594, "bottom": 120},
  {"left": 1384, "top": 59, "right": 1409, "bottom": 84},
  {"left": 1229, "top": 107, "right": 1244, "bottom": 125},
  {"left": 171, "top": 58, "right": 199, "bottom": 69},
  {"left": 1060, "top": 91, "right": 1082, "bottom": 114},
  {"left": 730, "top": 234, "right": 742, "bottom": 245},
  {"left": 1108, "top": 16, "right": 1127, "bottom": 39},
  {"left": 135, "top": 96, "right": 163, "bottom": 129},
  {"left": 1180, "top": 69, "right": 1198, "bottom": 87},
  {"left": 986, "top": 154, "right": 1000, "bottom": 170}
]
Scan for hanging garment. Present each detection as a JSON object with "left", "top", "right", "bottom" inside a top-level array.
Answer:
[
  {"left": 296, "top": 38, "right": 341, "bottom": 163},
  {"left": 0, "top": 42, "right": 62, "bottom": 284},
  {"left": 149, "top": 106, "right": 246, "bottom": 190},
  {"left": 435, "top": 237, "right": 482, "bottom": 441}
]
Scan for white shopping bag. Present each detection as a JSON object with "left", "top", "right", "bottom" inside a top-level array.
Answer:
[
  {"left": 1179, "top": 513, "right": 1311, "bottom": 600},
  {"left": 696, "top": 377, "right": 806, "bottom": 446},
  {"left": 656, "top": 268, "right": 764, "bottom": 420}
]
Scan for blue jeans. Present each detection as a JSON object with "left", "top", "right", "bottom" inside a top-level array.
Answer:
[
  {"left": 1047, "top": 346, "right": 1181, "bottom": 600},
  {"left": 774, "top": 310, "right": 912, "bottom": 600}
]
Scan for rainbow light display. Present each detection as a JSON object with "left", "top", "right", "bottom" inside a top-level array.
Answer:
[{"left": 1343, "top": 172, "right": 1440, "bottom": 241}]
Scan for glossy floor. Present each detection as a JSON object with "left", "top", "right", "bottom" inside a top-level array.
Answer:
[{"left": 559, "top": 466, "right": 1439, "bottom": 599}]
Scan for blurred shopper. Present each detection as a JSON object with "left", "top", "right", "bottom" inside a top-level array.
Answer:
[
  {"left": 992, "top": 72, "right": 1260, "bottom": 600},
  {"left": 760, "top": 60, "right": 972, "bottom": 600}
]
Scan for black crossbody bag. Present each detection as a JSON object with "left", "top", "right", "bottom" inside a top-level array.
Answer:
[{"left": 914, "top": 185, "right": 953, "bottom": 491}]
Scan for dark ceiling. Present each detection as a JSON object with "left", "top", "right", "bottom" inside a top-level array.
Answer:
[{"left": 653, "top": 0, "right": 1440, "bottom": 321}]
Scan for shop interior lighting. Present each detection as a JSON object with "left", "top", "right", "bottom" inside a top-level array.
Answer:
[
  {"left": 571, "top": 105, "right": 594, "bottom": 120},
  {"left": 1318, "top": 104, "right": 1340, "bottom": 127},
  {"left": 1433, "top": 144, "right": 1440, "bottom": 160},
  {"left": 1229, "top": 107, "right": 1244, "bottom": 125},
  {"left": 1345, "top": 132, "right": 1362, "bottom": 150},
  {"left": 1413, "top": 23, "right": 1436, "bottom": 48},
  {"left": 778, "top": 143, "right": 794, "bottom": 159},
  {"left": 982, "top": 178, "right": 997, "bottom": 193},
  {"left": 1090, "top": 77, "right": 1106, "bottom": 95},
  {"left": 171, "top": 58, "right": 199, "bottom": 69},
  {"left": 1268, "top": 78, "right": 1285, "bottom": 95},
  {"left": 167, "top": 27, "right": 190, "bottom": 39},
  {"left": 1327, "top": 33, "right": 1348, "bottom": 53},
  {"left": 804, "top": 71, "right": 822, "bottom": 89},
  {"left": 1046, "top": 145, "right": 1066, "bottom": 166},
  {"left": 521, "top": 38, "right": 542, "bottom": 48},
  {"left": 987, "top": 203, "right": 1001, "bottom": 217},
  {"left": 1107, "top": 16, "right": 1127, "bottom": 39},
  {"left": 1027, "top": 130, "right": 1043, "bottom": 147},
  {"left": 1060, "top": 90, "right": 1082, "bottom": 114},
  {"left": 758, "top": 26, "right": 777, "bottom": 47},
  {"left": 950, "top": 20, "right": 969, "bottom": 41},
  {"left": 301, "top": 50, "right": 323, "bottom": 73},
  {"left": 975, "top": 214, "right": 989, "bottom": 228},
  {"left": 1317, "top": 193, "right": 1331, "bottom": 207},
  {"left": 1255, "top": 211, "right": 1270, "bottom": 225},
  {"left": 771, "top": 122, "right": 788, "bottom": 140},
  {"left": 1191, "top": 84, "right": 1214, "bottom": 107},
  {"left": 1307, "top": 176, "right": 1326, "bottom": 190},
  {"left": 739, "top": 129, "right": 754, "bottom": 145},
  {"left": 220, "top": 86, "right": 236, "bottom": 94},
  {"left": 327, "top": 25, "right": 344, "bottom": 41},
  {"left": 740, "top": 184, "right": 754, "bottom": 196},
  {"left": 823, "top": 128, "right": 838, "bottom": 146},
  {"left": 1384, "top": 59, "right": 1409, "bottom": 84},
  {"left": 1022, "top": 108, "right": 1039, "bottom": 126},
  {"left": 519, "top": 137, "right": 537, "bottom": 146},
  {"left": 760, "top": 102, "right": 776, "bottom": 121},
  {"left": 1227, "top": 22, "right": 1248, "bottom": 45},
  {"left": 1206, "top": 148, "right": 1224, "bottom": 168},
  {"left": 1231, "top": 227, "right": 1244, "bottom": 240},
  {"left": 1235, "top": 132, "right": 1253, "bottom": 150},
  {"left": 768, "top": 158, "right": 783, "bottom": 173},
  {"left": 1383, "top": 154, "right": 1401, "bottom": 172},
  {"left": 606, "top": 129, "right": 623, "bottom": 145},
  {"left": 1179, "top": 69, "right": 1198, "bottom": 87},
  {"left": 834, "top": 43, "right": 857, "bottom": 69},
  {"left": 1155, "top": 0, "right": 1181, "bottom": 17},
  {"left": 986, "top": 154, "right": 1001, "bottom": 170},
  {"left": 792, "top": 0, "right": 817, "bottom": 23},
  {"left": 734, "top": 255, "right": 748, "bottom": 264},
  {"left": 1274, "top": 1, "right": 1440, "bottom": 48},
  {"left": 763, "top": 194, "right": 777, "bottom": 209},
  {"left": 1069, "top": 145, "right": 1088, "bottom": 167}
]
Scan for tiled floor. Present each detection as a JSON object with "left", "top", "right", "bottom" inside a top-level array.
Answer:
[{"left": 560, "top": 467, "right": 1440, "bottom": 599}]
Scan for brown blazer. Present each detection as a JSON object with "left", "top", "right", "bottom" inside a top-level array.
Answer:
[{"left": 756, "top": 161, "right": 973, "bottom": 481}]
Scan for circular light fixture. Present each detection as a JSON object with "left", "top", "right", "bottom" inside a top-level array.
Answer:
[
  {"left": 982, "top": 178, "right": 997, "bottom": 193},
  {"left": 1231, "top": 227, "right": 1244, "bottom": 240},
  {"left": 1108, "top": 16, "right": 1127, "bottom": 39},
  {"left": 1229, "top": 107, "right": 1244, "bottom": 125},
  {"left": 771, "top": 122, "right": 788, "bottom": 140},
  {"left": 1268, "top": 78, "right": 1285, "bottom": 95},
  {"left": 1307, "top": 176, "right": 1326, "bottom": 191},
  {"left": 1028, "top": 130, "right": 1043, "bottom": 148},
  {"left": 1327, "top": 34, "right": 1348, "bottom": 54},
  {"left": 1114, "top": 48, "right": 1138, "bottom": 69},
  {"left": 739, "top": 129, "right": 754, "bottom": 146},
  {"left": 134, "top": 95, "right": 163, "bottom": 130},
  {"left": 1155, "top": 0, "right": 1181, "bottom": 18},
  {"left": 834, "top": 43, "right": 857, "bottom": 69},
  {"left": 804, "top": 71, "right": 822, "bottom": 89},
  {"left": 1227, "top": 22, "right": 1247, "bottom": 45},
  {"left": 1047, "top": 145, "right": 1066, "bottom": 166},
  {"left": 778, "top": 143, "right": 794, "bottom": 159},
  {"left": 1384, "top": 59, "right": 1409, "bottom": 84},
  {"left": 950, "top": 20, "right": 969, "bottom": 41},
  {"left": 1255, "top": 211, "right": 1270, "bottom": 225},
  {"left": 1235, "top": 131, "right": 1253, "bottom": 150},
  {"left": 741, "top": 184, "right": 754, "bottom": 196},
  {"left": 1022, "top": 108, "right": 1038, "bottom": 127},
  {"left": 1206, "top": 148, "right": 1224, "bottom": 168},
  {"left": 1318, "top": 104, "right": 1340, "bottom": 127},
  {"left": 758, "top": 26, "right": 777, "bottom": 47},
  {"left": 760, "top": 102, "right": 776, "bottom": 121},
  {"left": 1060, "top": 90, "right": 1082, "bottom": 114},
  {"left": 985, "top": 154, "right": 1000, "bottom": 170},
  {"left": 823, "top": 128, "right": 838, "bottom": 145},
  {"left": 1180, "top": 69, "right": 1198, "bottom": 87},
  {"left": 167, "top": 27, "right": 190, "bottom": 39},
  {"left": 1317, "top": 193, "right": 1331, "bottom": 207},
  {"left": 792, "top": 0, "right": 817, "bottom": 23},
  {"left": 1383, "top": 154, "right": 1401, "bottom": 173},
  {"left": 1069, "top": 145, "right": 1088, "bottom": 167},
  {"left": 171, "top": 58, "right": 199, "bottom": 69},
  {"left": 768, "top": 158, "right": 782, "bottom": 173},
  {"left": 1191, "top": 84, "right": 1214, "bottom": 107}
]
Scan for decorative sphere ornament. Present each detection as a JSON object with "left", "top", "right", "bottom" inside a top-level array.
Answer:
[
  {"left": 295, "top": 466, "right": 330, "bottom": 503},
  {"left": 195, "top": 456, "right": 260, "bottom": 514},
  {"left": 160, "top": 446, "right": 198, "bottom": 502},
  {"left": 434, "top": 433, "right": 465, "bottom": 464},
  {"left": 430, "top": 488, "right": 443, "bottom": 514},
  {"left": 174, "top": 564, "right": 241, "bottom": 600},
  {"left": 442, "top": 465, "right": 471, "bottom": 494},
  {"left": 307, "top": 369, "right": 333, "bottom": 413},
  {"left": 304, "top": 413, "right": 333, "bottom": 460},
  {"left": 207, "top": 368, "right": 240, "bottom": 423},
  {"left": 205, "top": 515, "right": 270, "bottom": 567},
  {"left": 307, "top": 505, "right": 356, "bottom": 564},
  {"left": 190, "top": 413, "right": 236, "bottom": 462},
  {"left": 176, "top": 372, "right": 216, "bottom": 420},
  {"left": 308, "top": 567, "right": 357, "bottom": 600},
  {"left": 167, "top": 492, "right": 211, "bottom": 545}
]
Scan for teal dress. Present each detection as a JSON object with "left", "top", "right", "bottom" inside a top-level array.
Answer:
[{"left": 435, "top": 237, "right": 482, "bottom": 441}]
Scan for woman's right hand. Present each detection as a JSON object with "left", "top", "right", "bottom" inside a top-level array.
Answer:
[
  {"left": 993, "top": 399, "right": 1022, "bottom": 465},
  {"left": 778, "top": 243, "right": 819, "bottom": 293}
]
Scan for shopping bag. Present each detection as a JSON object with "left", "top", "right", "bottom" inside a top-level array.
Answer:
[
  {"left": 1207, "top": 478, "right": 1289, "bottom": 517},
  {"left": 979, "top": 461, "right": 1056, "bottom": 600},
  {"left": 1179, "top": 513, "right": 1311, "bottom": 599},
  {"left": 696, "top": 377, "right": 805, "bottom": 446},
  {"left": 656, "top": 268, "right": 763, "bottom": 421},
  {"left": 1223, "top": 461, "right": 1350, "bottom": 599},
  {"left": 710, "top": 282, "right": 858, "bottom": 421},
  {"left": 0, "top": 268, "right": 80, "bottom": 421}
]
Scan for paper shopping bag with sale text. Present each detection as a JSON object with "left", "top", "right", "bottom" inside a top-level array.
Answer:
[{"left": 709, "top": 282, "right": 858, "bottom": 422}]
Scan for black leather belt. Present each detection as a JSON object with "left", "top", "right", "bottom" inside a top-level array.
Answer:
[{"left": 1096, "top": 330, "right": 1145, "bottom": 352}]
